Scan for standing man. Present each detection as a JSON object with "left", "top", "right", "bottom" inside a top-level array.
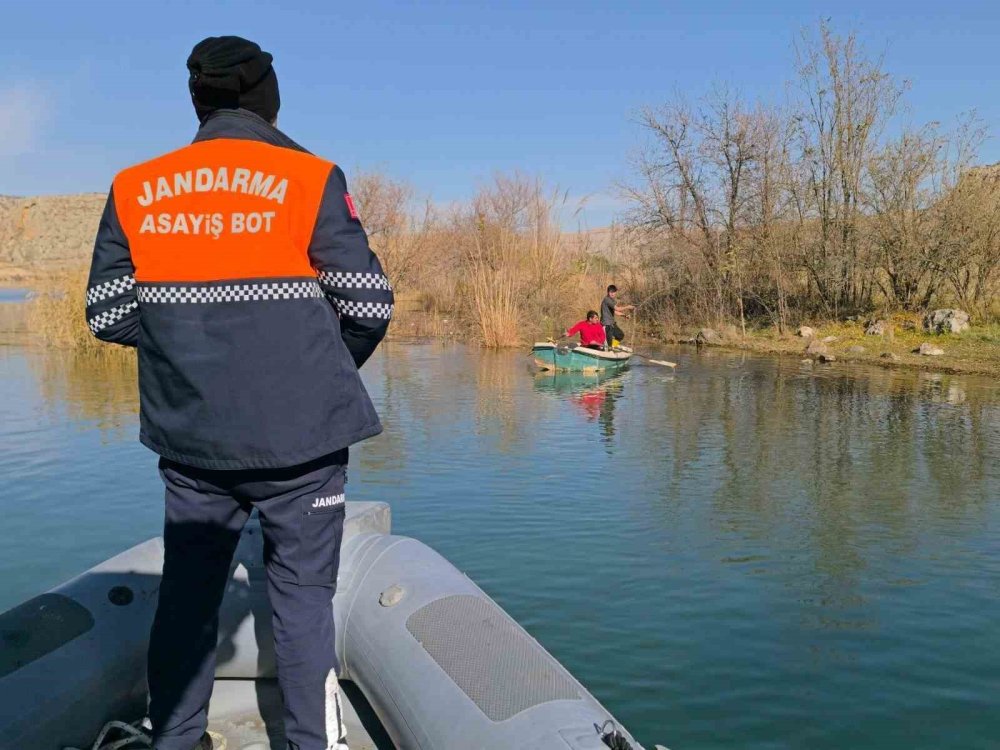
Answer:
[
  {"left": 85, "top": 36, "right": 393, "bottom": 750},
  {"left": 600, "top": 284, "right": 634, "bottom": 349}
]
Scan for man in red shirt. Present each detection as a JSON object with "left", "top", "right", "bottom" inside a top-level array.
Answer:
[{"left": 564, "top": 310, "right": 607, "bottom": 349}]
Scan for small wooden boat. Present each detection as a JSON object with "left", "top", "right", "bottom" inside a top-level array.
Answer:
[{"left": 532, "top": 341, "right": 631, "bottom": 372}]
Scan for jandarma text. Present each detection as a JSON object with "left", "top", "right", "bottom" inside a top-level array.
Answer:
[{"left": 134, "top": 167, "right": 289, "bottom": 239}]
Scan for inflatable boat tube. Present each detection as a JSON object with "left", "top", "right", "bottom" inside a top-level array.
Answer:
[{"left": 0, "top": 502, "right": 645, "bottom": 750}]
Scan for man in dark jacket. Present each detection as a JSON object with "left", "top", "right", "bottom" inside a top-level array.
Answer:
[
  {"left": 600, "top": 284, "right": 633, "bottom": 348},
  {"left": 85, "top": 36, "right": 392, "bottom": 750}
]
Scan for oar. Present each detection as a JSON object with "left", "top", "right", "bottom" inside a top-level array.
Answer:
[
  {"left": 618, "top": 348, "right": 676, "bottom": 368},
  {"left": 611, "top": 304, "right": 674, "bottom": 367}
]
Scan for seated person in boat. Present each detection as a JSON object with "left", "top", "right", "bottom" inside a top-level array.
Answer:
[{"left": 564, "top": 310, "right": 607, "bottom": 349}]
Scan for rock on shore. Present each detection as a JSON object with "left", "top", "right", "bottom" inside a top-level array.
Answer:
[
  {"left": 865, "top": 318, "right": 890, "bottom": 336},
  {"left": 696, "top": 328, "right": 723, "bottom": 345},
  {"left": 804, "top": 338, "right": 829, "bottom": 355},
  {"left": 917, "top": 342, "right": 945, "bottom": 356},
  {"left": 923, "top": 309, "right": 970, "bottom": 335}
]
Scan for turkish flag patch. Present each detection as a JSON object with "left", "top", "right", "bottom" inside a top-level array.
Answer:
[{"left": 344, "top": 192, "right": 359, "bottom": 220}]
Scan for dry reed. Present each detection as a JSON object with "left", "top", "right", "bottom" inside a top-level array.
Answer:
[{"left": 28, "top": 266, "right": 135, "bottom": 359}]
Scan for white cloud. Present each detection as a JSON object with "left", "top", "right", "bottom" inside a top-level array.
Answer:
[{"left": 0, "top": 84, "right": 48, "bottom": 157}]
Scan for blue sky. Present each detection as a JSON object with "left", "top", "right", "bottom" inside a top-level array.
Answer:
[{"left": 2, "top": 0, "right": 998, "bottom": 227}]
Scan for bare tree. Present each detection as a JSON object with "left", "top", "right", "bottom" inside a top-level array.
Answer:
[
  {"left": 934, "top": 116, "right": 1000, "bottom": 315},
  {"left": 351, "top": 171, "right": 434, "bottom": 292},
  {"left": 791, "top": 21, "right": 907, "bottom": 314},
  {"left": 620, "top": 20, "right": 996, "bottom": 329},
  {"left": 745, "top": 104, "right": 796, "bottom": 332},
  {"left": 866, "top": 125, "right": 947, "bottom": 309}
]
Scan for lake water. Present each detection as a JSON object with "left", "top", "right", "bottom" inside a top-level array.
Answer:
[
  {"left": 0, "top": 288, "right": 30, "bottom": 302},
  {"left": 1, "top": 338, "right": 998, "bottom": 749}
]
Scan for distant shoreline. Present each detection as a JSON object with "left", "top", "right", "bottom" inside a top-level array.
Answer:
[{"left": 7, "top": 264, "right": 997, "bottom": 378}]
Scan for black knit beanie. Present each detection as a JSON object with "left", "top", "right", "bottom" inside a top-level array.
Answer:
[{"left": 187, "top": 36, "right": 280, "bottom": 123}]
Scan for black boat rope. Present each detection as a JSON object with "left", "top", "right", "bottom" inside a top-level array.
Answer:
[{"left": 595, "top": 719, "right": 636, "bottom": 750}]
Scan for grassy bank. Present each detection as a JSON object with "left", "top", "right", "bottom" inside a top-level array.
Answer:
[{"left": 660, "top": 317, "right": 1000, "bottom": 376}]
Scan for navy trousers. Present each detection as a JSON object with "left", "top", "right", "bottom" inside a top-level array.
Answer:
[{"left": 148, "top": 450, "right": 349, "bottom": 750}]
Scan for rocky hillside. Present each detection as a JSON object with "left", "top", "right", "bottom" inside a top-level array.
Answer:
[{"left": 0, "top": 194, "right": 106, "bottom": 266}]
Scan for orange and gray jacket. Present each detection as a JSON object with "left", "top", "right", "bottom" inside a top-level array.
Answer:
[{"left": 85, "top": 109, "right": 392, "bottom": 470}]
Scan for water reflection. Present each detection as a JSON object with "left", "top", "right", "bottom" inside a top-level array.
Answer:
[
  {"left": 532, "top": 368, "right": 626, "bottom": 446},
  {"left": 32, "top": 349, "right": 139, "bottom": 432},
  {"left": 0, "top": 289, "right": 30, "bottom": 341},
  {"left": 475, "top": 350, "right": 527, "bottom": 451}
]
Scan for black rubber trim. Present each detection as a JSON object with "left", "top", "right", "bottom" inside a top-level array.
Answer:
[{"left": 0, "top": 593, "right": 95, "bottom": 678}]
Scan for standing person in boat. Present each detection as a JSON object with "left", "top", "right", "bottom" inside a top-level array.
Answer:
[
  {"left": 600, "top": 284, "right": 634, "bottom": 349},
  {"left": 563, "top": 310, "right": 607, "bottom": 350},
  {"left": 84, "top": 36, "right": 392, "bottom": 750}
]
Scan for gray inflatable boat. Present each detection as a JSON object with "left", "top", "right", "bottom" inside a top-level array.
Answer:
[{"left": 0, "top": 502, "right": 651, "bottom": 750}]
